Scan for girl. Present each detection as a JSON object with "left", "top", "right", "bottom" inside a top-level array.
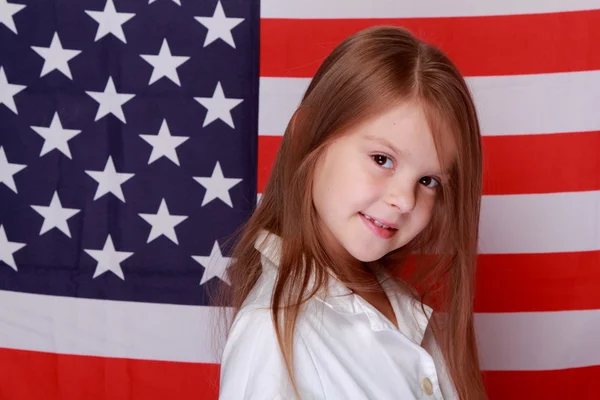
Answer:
[{"left": 216, "top": 25, "right": 487, "bottom": 399}]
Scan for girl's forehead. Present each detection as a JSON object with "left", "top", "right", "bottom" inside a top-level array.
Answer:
[{"left": 350, "top": 102, "right": 457, "bottom": 169}]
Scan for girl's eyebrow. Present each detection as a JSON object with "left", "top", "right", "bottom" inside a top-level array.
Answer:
[{"left": 363, "top": 134, "right": 404, "bottom": 158}]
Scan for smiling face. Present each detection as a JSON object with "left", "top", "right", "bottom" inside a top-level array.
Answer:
[{"left": 311, "top": 100, "right": 456, "bottom": 266}]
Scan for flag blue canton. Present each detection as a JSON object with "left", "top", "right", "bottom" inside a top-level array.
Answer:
[{"left": 0, "top": 0, "right": 259, "bottom": 307}]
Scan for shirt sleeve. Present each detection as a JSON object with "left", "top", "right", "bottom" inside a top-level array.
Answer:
[{"left": 218, "top": 307, "right": 325, "bottom": 400}]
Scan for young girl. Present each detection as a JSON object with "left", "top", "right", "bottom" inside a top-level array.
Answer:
[{"left": 216, "top": 25, "right": 487, "bottom": 399}]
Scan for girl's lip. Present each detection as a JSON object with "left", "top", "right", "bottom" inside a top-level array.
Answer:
[
  {"left": 359, "top": 213, "right": 397, "bottom": 239},
  {"left": 359, "top": 212, "right": 398, "bottom": 229}
]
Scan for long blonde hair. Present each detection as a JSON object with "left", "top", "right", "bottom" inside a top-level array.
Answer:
[{"left": 215, "top": 25, "right": 486, "bottom": 399}]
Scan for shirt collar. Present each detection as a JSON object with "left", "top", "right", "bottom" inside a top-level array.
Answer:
[{"left": 254, "top": 229, "right": 433, "bottom": 345}]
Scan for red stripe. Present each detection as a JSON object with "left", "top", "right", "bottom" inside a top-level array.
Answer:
[
  {"left": 1, "top": 348, "right": 597, "bottom": 399},
  {"left": 482, "top": 130, "right": 600, "bottom": 195},
  {"left": 258, "top": 131, "right": 600, "bottom": 195},
  {"left": 260, "top": 10, "right": 600, "bottom": 78},
  {"left": 257, "top": 135, "right": 281, "bottom": 194},
  {"left": 483, "top": 367, "right": 600, "bottom": 399},
  {"left": 475, "top": 251, "right": 600, "bottom": 313},
  {"left": 0, "top": 348, "right": 219, "bottom": 400}
]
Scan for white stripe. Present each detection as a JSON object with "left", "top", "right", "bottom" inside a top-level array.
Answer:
[
  {"left": 0, "top": 290, "right": 222, "bottom": 364},
  {"left": 479, "top": 190, "right": 600, "bottom": 254},
  {"left": 1, "top": 290, "right": 599, "bottom": 371},
  {"left": 259, "top": 70, "right": 600, "bottom": 136},
  {"left": 256, "top": 191, "right": 600, "bottom": 254},
  {"left": 475, "top": 310, "right": 600, "bottom": 370},
  {"left": 262, "top": 0, "right": 600, "bottom": 19}
]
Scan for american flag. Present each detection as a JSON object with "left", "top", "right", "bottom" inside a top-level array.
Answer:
[{"left": 0, "top": 0, "right": 598, "bottom": 399}]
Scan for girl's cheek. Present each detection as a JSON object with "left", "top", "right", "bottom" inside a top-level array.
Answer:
[
  {"left": 418, "top": 192, "right": 436, "bottom": 214},
  {"left": 359, "top": 176, "right": 383, "bottom": 196}
]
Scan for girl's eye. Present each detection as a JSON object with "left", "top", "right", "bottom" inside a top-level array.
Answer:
[
  {"left": 420, "top": 176, "right": 440, "bottom": 189},
  {"left": 372, "top": 154, "right": 393, "bottom": 169}
]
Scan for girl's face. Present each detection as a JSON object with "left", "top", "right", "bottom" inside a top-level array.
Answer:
[{"left": 312, "top": 101, "right": 456, "bottom": 266}]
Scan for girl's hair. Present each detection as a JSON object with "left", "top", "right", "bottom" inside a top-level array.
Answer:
[{"left": 213, "top": 25, "right": 486, "bottom": 399}]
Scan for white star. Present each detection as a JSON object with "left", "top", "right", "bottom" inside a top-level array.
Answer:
[
  {"left": 148, "top": 0, "right": 181, "bottom": 6},
  {"left": 31, "top": 191, "right": 80, "bottom": 238},
  {"left": 0, "top": 146, "right": 26, "bottom": 193},
  {"left": 30, "top": 112, "right": 81, "bottom": 159},
  {"left": 140, "top": 39, "right": 190, "bottom": 86},
  {"left": 194, "top": 82, "right": 243, "bottom": 128},
  {"left": 86, "top": 77, "right": 135, "bottom": 123},
  {"left": 0, "top": 66, "right": 26, "bottom": 114},
  {"left": 86, "top": 156, "right": 135, "bottom": 202},
  {"left": 193, "top": 161, "right": 241, "bottom": 207},
  {"left": 0, "top": 0, "right": 25, "bottom": 34},
  {"left": 139, "top": 119, "right": 188, "bottom": 165},
  {"left": 192, "top": 241, "right": 231, "bottom": 285},
  {"left": 194, "top": 1, "right": 244, "bottom": 48},
  {"left": 85, "top": 235, "right": 133, "bottom": 280},
  {"left": 31, "top": 32, "right": 81, "bottom": 80},
  {"left": 85, "top": 0, "right": 135, "bottom": 43},
  {"left": 138, "top": 198, "right": 188, "bottom": 245},
  {"left": 0, "top": 225, "right": 25, "bottom": 271}
]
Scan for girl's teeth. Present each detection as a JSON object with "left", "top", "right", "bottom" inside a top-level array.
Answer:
[
  {"left": 374, "top": 220, "right": 385, "bottom": 228},
  {"left": 364, "top": 214, "right": 392, "bottom": 229}
]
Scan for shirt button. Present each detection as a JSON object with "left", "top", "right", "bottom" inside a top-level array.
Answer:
[{"left": 421, "top": 377, "right": 434, "bottom": 395}]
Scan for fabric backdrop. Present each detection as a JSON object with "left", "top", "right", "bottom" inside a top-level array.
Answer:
[{"left": 0, "top": 0, "right": 598, "bottom": 399}]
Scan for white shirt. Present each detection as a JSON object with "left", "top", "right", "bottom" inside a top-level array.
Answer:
[{"left": 219, "top": 230, "right": 458, "bottom": 399}]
